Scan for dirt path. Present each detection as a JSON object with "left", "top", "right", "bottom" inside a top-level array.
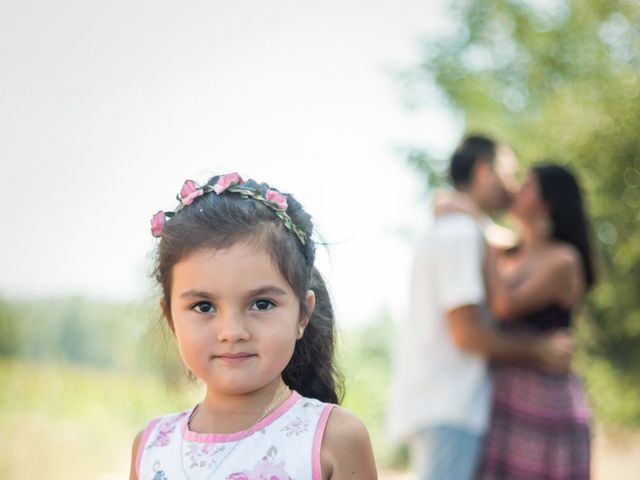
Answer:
[{"left": 592, "top": 425, "right": 640, "bottom": 480}]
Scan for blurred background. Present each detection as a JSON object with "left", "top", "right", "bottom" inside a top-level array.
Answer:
[{"left": 1, "top": 0, "right": 639, "bottom": 478}]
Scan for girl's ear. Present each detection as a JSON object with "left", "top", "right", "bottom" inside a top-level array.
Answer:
[
  {"left": 160, "top": 298, "right": 175, "bottom": 335},
  {"left": 298, "top": 290, "right": 316, "bottom": 338}
]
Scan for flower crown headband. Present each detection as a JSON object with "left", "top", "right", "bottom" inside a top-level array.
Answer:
[{"left": 150, "top": 172, "right": 307, "bottom": 246}]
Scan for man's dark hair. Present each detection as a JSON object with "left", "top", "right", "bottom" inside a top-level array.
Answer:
[{"left": 449, "top": 134, "right": 497, "bottom": 187}]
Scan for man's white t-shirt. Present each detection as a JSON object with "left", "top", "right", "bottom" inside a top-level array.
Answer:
[{"left": 388, "top": 213, "right": 492, "bottom": 443}]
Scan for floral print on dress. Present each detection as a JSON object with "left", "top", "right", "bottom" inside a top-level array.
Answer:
[
  {"left": 226, "top": 446, "right": 292, "bottom": 480},
  {"left": 184, "top": 440, "right": 226, "bottom": 469},
  {"left": 147, "top": 412, "right": 188, "bottom": 448},
  {"left": 152, "top": 470, "right": 168, "bottom": 480},
  {"left": 302, "top": 401, "right": 323, "bottom": 410},
  {"left": 281, "top": 416, "right": 309, "bottom": 437},
  {"left": 138, "top": 395, "right": 331, "bottom": 479},
  {"left": 151, "top": 460, "right": 168, "bottom": 480}
]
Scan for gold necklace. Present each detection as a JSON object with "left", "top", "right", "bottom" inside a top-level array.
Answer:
[{"left": 181, "top": 384, "right": 291, "bottom": 480}]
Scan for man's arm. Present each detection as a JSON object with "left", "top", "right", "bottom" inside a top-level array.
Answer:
[{"left": 447, "top": 305, "right": 573, "bottom": 373}]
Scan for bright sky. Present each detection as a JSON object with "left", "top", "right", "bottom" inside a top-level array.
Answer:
[{"left": 1, "top": 0, "right": 462, "bottom": 328}]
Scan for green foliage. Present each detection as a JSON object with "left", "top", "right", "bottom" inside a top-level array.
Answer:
[
  {"left": 0, "top": 300, "right": 20, "bottom": 357},
  {"left": 339, "top": 310, "right": 407, "bottom": 467},
  {"left": 405, "top": 147, "right": 450, "bottom": 190},
  {"left": 405, "top": 0, "right": 640, "bottom": 425},
  {"left": 0, "top": 295, "right": 186, "bottom": 380}
]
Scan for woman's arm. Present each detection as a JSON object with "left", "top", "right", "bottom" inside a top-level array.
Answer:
[
  {"left": 320, "top": 407, "right": 378, "bottom": 479},
  {"left": 486, "top": 245, "right": 584, "bottom": 320}
]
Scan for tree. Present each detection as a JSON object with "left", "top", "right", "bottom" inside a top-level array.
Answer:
[
  {"left": 0, "top": 299, "right": 20, "bottom": 357},
  {"left": 406, "top": 0, "right": 640, "bottom": 425}
]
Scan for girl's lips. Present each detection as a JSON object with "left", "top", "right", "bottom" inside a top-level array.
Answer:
[{"left": 214, "top": 353, "right": 256, "bottom": 364}]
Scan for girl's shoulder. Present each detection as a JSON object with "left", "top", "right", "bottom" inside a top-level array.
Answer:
[
  {"left": 320, "top": 406, "right": 378, "bottom": 479},
  {"left": 139, "top": 408, "right": 192, "bottom": 445},
  {"left": 136, "top": 408, "right": 193, "bottom": 453},
  {"left": 323, "top": 406, "right": 370, "bottom": 443},
  {"left": 130, "top": 408, "right": 193, "bottom": 478}
]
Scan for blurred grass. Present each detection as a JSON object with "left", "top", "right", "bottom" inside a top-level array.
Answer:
[
  {"left": 2, "top": 308, "right": 638, "bottom": 479},
  {"left": 0, "top": 315, "right": 398, "bottom": 479},
  {"left": 2, "top": 352, "right": 640, "bottom": 479},
  {"left": 0, "top": 326, "right": 396, "bottom": 479},
  {"left": 0, "top": 296, "right": 402, "bottom": 478},
  {"left": 0, "top": 359, "right": 201, "bottom": 479}
]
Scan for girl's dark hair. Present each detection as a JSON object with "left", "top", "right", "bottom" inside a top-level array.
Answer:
[
  {"left": 154, "top": 176, "right": 343, "bottom": 404},
  {"left": 532, "top": 163, "right": 596, "bottom": 290}
]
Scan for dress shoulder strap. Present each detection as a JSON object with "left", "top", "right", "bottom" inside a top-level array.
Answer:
[{"left": 135, "top": 409, "right": 192, "bottom": 478}]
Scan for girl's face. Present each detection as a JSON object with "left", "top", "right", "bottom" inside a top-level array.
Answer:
[
  {"left": 511, "top": 172, "right": 547, "bottom": 221},
  {"left": 167, "top": 241, "right": 314, "bottom": 396}
]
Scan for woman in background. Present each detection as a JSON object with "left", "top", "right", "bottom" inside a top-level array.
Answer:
[{"left": 479, "top": 163, "right": 596, "bottom": 479}]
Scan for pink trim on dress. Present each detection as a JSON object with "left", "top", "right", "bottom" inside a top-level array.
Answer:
[
  {"left": 312, "top": 404, "right": 336, "bottom": 480},
  {"left": 183, "top": 391, "right": 301, "bottom": 443},
  {"left": 135, "top": 416, "right": 162, "bottom": 477}
]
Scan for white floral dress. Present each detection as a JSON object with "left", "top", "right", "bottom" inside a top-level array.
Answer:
[{"left": 136, "top": 391, "right": 335, "bottom": 480}]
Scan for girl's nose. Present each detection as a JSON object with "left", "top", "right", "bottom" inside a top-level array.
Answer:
[{"left": 216, "top": 309, "right": 250, "bottom": 342}]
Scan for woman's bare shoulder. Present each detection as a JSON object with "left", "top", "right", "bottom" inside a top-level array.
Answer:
[{"left": 547, "top": 243, "right": 582, "bottom": 271}]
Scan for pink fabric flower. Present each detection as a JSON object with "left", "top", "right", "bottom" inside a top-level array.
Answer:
[
  {"left": 213, "top": 172, "right": 244, "bottom": 194},
  {"left": 226, "top": 474, "right": 249, "bottom": 480},
  {"left": 265, "top": 189, "right": 288, "bottom": 211},
  {"left": 228, "top": 458, "right": 292, "bottom": 480},
  {"left": 180, "top": 180, "right": 203, "bottom": 205},
  {"left": 150, "top": 211, "right": 165, "bottom": 237}
]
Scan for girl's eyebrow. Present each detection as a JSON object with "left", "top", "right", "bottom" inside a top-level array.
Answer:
[
  {"left": 179, "top": 290, "right": 215, "bottom": 299},
  {"left": 246, "top": 286, "right": 288, "bottom": 297},
  {"left": 179, "top": 286, "right": 288, "bottom": 299}
]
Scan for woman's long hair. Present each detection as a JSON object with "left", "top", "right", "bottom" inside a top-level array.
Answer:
[{"left": 533, "top": 163, "right": 596, "bottom": 290}]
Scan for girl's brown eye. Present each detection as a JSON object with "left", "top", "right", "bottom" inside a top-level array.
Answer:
[
  {"left": 251, "top": 299, "right": 275, "bottom": 311},
  {"left": 193, "top": 302, "right": 214, "bottom": 313}
]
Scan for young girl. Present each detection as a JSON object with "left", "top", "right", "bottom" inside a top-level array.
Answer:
[{"left": 130, "top": 173, "right": 377, "bottom": 480}]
